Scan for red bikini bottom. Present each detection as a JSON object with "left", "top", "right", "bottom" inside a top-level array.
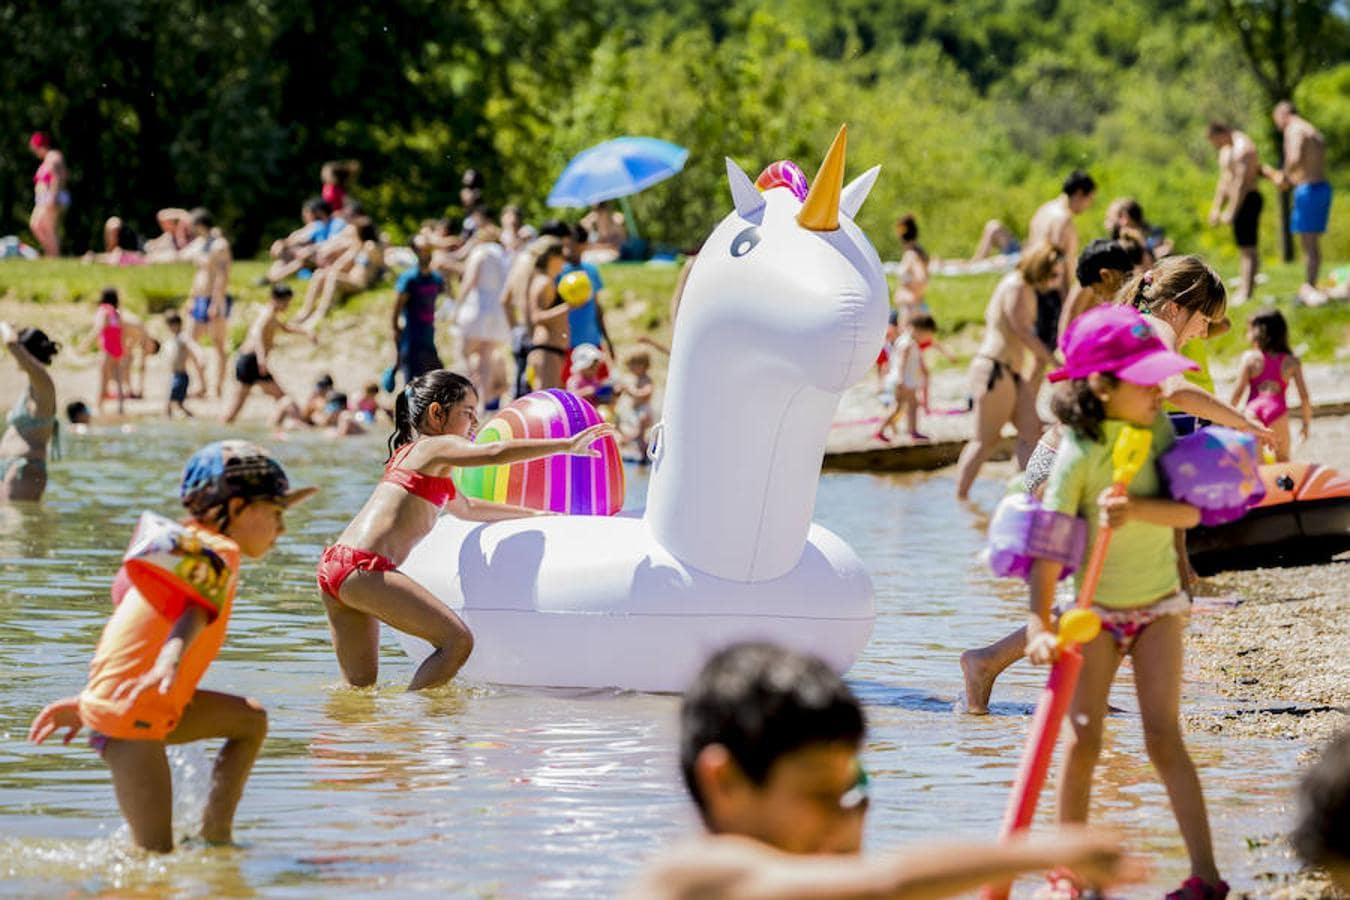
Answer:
[{"left": 317, "top": 544, "right": 397, "bottom": 600}]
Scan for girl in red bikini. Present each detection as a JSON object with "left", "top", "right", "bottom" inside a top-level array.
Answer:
[{"left": 317, "top": 369, "right": 613, "bottom": 690}]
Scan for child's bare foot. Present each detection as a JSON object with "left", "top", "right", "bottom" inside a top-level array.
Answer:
[
  {"left": 909, "top": 431, "right": 930, "bottom": 443},
  {"left": 959, "top": 648, "right": 997, "bottom": 715}
]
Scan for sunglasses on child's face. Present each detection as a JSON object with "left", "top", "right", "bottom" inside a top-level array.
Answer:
[{"left": 839, "top": 764, "right": 870, "bottom": 811}]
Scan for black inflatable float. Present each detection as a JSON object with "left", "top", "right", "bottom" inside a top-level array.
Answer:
[{"left": 1187, "top": 462, "right": 1350, "bottom": 574}]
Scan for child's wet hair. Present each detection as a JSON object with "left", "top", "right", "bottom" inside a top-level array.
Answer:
[
  {"left": 1248, "top": 307, "right": 1292, "bottom": 356},
  {"left": 1051, "top": 374, "right": 1118, "bottom": 444},
  {"left": 100, "top": 286, "right": 119, "bottom": 308},
  {"left": 679, "top": 642, "right": 864, "bottom": 823},
  {"left": 1291, "top": 729, "right": 1350, "bottom": 873},
  {"left": 389, "top": 369, "right": 475, "bottom": 460},
  {"left": 908, "top": 312, "right": 938, "bottom": 333},
  {"left": 1119, "top": 255, "right": 1227, "bottom": 322},
  {"left": 165, "top": 311, "right": 183, "bottom": 328},
  {"left": 18, "top": 327, "right": 60, "bottom": 365},
  {"left": 1076, "top": 239, "right": 1132, "bottom": 287},
  {"left": 270, "top": 283, "right": 293, "bottom": 302},
  {"left": 624, "top": 350, "right": 651, "bottom": 369}
]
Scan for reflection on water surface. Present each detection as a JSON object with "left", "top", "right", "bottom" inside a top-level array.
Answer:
[{"left": 0, "top": 424, "right": 1299, "bottom": 895}]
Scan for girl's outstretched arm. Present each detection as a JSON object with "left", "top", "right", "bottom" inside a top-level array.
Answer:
[
  {"left": 427, "top": 423, "right": 616, "bottom": 469},
  {"left": 449, "top": 494, "right": 552, "bottom": 522},
  {"left": 1164, "top": 378, "right": 1273, "bottom": 445}
]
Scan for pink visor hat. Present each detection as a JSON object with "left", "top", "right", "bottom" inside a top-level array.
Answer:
[{"left": 1048, "top": 305, "right": 1197, "bottom": 385}]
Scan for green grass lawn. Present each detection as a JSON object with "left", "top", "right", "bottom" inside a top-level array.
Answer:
[{"left": 2, "top": 255, "right": 1346, "bottom": 364}]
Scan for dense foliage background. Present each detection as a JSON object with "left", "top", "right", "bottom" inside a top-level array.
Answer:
[{"left": 2, "top": 0, "right": 1346, "bottom": 258}]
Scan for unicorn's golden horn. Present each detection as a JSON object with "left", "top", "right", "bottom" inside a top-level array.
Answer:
[{"left": 797, "top": 124, "right": 847, "bottom": 232}]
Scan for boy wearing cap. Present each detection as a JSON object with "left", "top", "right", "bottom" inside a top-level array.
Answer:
[
  {"left": 29, "top": 440, "right": 316, "bottom": 853},
  {"left": 628, "top": 642, "right": 1140, "bottom": 899}
]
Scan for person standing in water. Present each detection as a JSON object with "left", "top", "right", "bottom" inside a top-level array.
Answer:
[
  {"left": 316, "top": 369, "right": 614, "bottom": 690},
  {"left": 954, "top": 242, "right": 1063, "bottom": 500},
  {"left": 182, "top": 209, "right": 233, "bottom": 398},
  {"left": 1207, "top": 122, "right": 1264, "bottom": 305},
  {"left": 1028, "top": 170, "right": 1096, "bottom": 350},
  {"left": 1264, "top": 101, "right": 1332, "bottom": 304},
  {"left": 28, "top": 440, "right": 315, "bottom": 852},
  {"left": 1, "top": 322, "right": 61, "bottom": 502},
  {"left": 28, "top": 132, "right": 67, "bottom": 258}
]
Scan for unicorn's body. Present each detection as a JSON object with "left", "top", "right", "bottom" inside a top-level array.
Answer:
[{"left": 401, "top": 128, "right": 889, "bottom": 691}]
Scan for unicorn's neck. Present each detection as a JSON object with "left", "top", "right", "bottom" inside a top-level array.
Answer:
[{"left": 645, "top": 334, "right": 837, "bottom": 582}]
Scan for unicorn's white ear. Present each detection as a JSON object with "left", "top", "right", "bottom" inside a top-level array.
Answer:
[
  {"left": 726, "top": 158, "right": 766, "bottom": 221},
  {"left": 840, "top": 165, "right": 881, "bottom": 220}
]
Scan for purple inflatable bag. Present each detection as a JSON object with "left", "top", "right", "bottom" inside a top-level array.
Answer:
[
  {"left": 986, "top": 493, "right": 1088, "bottom": 581},
  {"left": 1159, "top": 426, "right": 1265, "bottom": 526}
]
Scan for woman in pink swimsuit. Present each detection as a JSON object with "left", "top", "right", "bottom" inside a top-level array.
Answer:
[
  {"left": 1230, "top": 308, "right": 1311, "bottom": 462},
  {"left": 28, "top": 132, "right": 67, "bottom": 258},
  {"left": 317, "top": 369, "right": 613, "bottom": 690}
]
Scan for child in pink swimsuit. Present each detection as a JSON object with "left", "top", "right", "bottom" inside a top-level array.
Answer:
[
  {"left": 90, "top": 287, "right": 126, "bottom": 416},
  {"left": 1229, "top": 308, "right": 1310, "bottom": 462}
]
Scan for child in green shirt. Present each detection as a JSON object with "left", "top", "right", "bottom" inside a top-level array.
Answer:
[{"left": 1026, "top": 305, "right": 1227, "bottom": 900}]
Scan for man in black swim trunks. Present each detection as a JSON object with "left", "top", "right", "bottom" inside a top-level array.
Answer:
[
  {"left": 222, "top": 284, "right": 311, "bottom": 424},
  {"left": 1207, "top": 122, "right": 1263, "bottom": 305}
]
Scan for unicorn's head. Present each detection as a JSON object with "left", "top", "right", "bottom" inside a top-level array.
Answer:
[
  {"left": 675, "top": 125, "right": 888, "bottom": 393},
  {"left": 647, "top": 127, "right": 890, "bottom": 582}
]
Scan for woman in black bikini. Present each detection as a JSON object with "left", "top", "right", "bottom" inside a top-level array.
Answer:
[{"left": 955, "top": 242, "right": 1062, "bottom": 500}]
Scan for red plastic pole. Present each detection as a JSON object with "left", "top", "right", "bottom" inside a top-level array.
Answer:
[
  {"left": 980, "top": 646, "right": 1084, "bottom": 900},
  {"left": 980, "top": 486, "right": 1125, "bottom": 900}
]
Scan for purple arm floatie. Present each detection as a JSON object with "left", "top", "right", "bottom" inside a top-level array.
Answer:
[
  {"left": 986, "top": 493, "right": 1088, "bottom": 581},
  {"left": 1159, "top": 426, "right": 1265, "bottom": 526}
]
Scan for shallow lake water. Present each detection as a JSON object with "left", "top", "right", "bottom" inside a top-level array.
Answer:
[{"left": 0, "top": 422, "right": 1302, "bottom": 896}]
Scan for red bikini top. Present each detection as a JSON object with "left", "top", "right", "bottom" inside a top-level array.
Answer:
[{"left": 383, "top": 442, "right": 457, "bottom": 507}]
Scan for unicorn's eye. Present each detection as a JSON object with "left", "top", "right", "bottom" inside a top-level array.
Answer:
[{"left": 730, "top": 226, "right": 761, "bottom": 258}]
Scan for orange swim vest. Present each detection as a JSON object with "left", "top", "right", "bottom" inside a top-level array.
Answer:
[{"left": 78, "top": 512, "right": 240, "bottom": 741}]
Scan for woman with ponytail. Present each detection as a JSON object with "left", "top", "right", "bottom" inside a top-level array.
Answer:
[
  {"left": 1116, "top": 256, "right": 1272, "bottom": 443},
  {"left": 316, "top": 369, "right": 613, "bottom": 689}
]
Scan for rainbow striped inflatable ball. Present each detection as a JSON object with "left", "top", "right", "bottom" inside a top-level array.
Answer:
[{"left": 453, "top": 389, "right": 625, "bottom": 516}]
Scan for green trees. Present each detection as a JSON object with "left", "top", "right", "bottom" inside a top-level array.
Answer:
[{"left": 1, "top": 0, "right": 1344, "bottom": 259}]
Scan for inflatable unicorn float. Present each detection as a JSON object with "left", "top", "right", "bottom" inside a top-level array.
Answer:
[{"left": 400, "top": 126, "right": 889, "bottom": 691}]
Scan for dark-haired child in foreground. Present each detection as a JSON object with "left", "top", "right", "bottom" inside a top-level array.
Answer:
[
  {"left": 1292, "top": 729, "right": 1350, "bottom": 893},
  {"left": 316, "top": 369, "right": 614, "bottom": 690},
  {"left": 626, "top": 642, "right": 1141, "bottom": 900}
]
